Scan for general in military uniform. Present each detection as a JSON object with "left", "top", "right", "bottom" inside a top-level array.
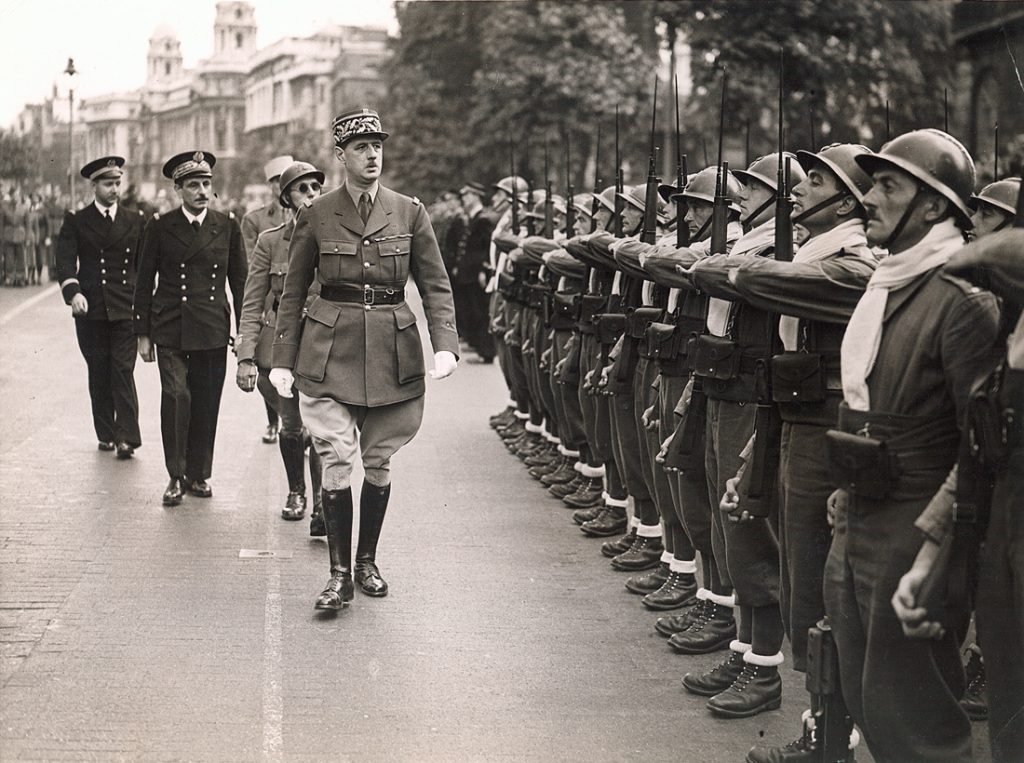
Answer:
[
  {"left": 55, "top": 156, "right": 145, "bottom": 457},
  {"left": 133, "top": 151, "right": 247, "bottom": 507},
  {"left": 270, "top": 108, "right": 459, "bottom": 611}
]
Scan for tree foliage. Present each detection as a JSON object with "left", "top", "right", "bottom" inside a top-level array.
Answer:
[
  {"left": 655, "top": 0, "right": 955, "bottom": 163},
  {"left": 0, "top": 130, "right": 40, "bottom": 182},
  {"left": 384, "top": 1, "right": 658, "bottom": 200}
]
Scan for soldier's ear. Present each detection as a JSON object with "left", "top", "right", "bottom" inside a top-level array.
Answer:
[{"left": 334, "top": 145, "right": 345, "bottom": 164}]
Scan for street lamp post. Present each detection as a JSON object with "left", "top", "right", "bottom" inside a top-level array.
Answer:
[{"left": 64, "top": 58, "right": 77, "bottom": 209}]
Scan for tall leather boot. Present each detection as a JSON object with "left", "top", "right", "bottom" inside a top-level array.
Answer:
[
  {"left": 307, "top": 436, "right": 325, "bottom": 537},
  {"left": 315, "top": 488, "right": 354, "bottom": 610},
  {"left": 355, "top": 480, "right": 390, "bottom": 597},
  {"left": 278, "top": 431, "right": 307, "bottom": 520}
]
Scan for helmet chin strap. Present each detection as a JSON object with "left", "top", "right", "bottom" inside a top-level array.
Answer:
[
  {"left": 881, "top": 185, "right": 924, "bottom": 250},
  {"left": 792, "top": 191, "right": 847, "bottom": 226},
  {"left": 690, "top": 216, "right": 713, "bottom": 243},
  {"left": 741, "top": 196, "right": 775, "bottom": 232}
]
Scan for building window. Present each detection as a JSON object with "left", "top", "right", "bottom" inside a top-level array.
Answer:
[
  {"left": 236, "top": 32, "right": 243, "bottom": 49},
  {"left": 165, "top": 62, "right": 171, "bottom": 76}
]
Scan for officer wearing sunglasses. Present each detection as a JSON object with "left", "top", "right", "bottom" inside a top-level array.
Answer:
[{"left": 236, "top": 162, "right": 327, "bottom": 535}]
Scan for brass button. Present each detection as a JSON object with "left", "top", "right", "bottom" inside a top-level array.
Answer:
[
  {"left": 101, "top": 279, "right": 106, "bottom": 285},
  {"left": 126, "top": 247, "right": 130, "bottom": 253},
  {"left": 122, "top": 280, "right": 127, "bottom": 285},
  {"left": 333, "top": 245, "right": 339, "bottom": 252},
  {"left": 182, "top": 296, "right": 188, "bottom": 302},
  {"left": 101, "top": 269, "right": 106, "bottom": 274},
  {"left": 364, "top": 305, "right": 370, "bottom": 311},
  {"left": 181, "top": 285, "right": 186, "bottom": 290},
  {"left": 180, "top": 263, "right": 185, "bottom": 268},
  {"left": 100, "top": 258, "right": 105, "bottom": 264},
  {"left": 363, "top": 262, "right": 370, "bottom": 269},
  {"left": 363, "top": 240, "right": 370, "bottom": 246},
  {"left": 181, "top": 274, "right": 185, "bottom": 279},
  {"left": 213, "top": 264, "right": 218, "bottom": 269},
  {"left": 210, "top": 296, "right": 215, "bottom": 301},
  {"left": 211, "top": 286, "right": 215, "bottom": 291},
  {"left": 394, "top": 246, "right": 401, "bottom": 252}
]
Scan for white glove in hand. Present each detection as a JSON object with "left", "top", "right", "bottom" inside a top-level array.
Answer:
[
  {"left": 430, "top": 351, "right": 458, "bottom": 379},
  {"left": 269, "top": 367, "right": 295, "bottom": 398}
]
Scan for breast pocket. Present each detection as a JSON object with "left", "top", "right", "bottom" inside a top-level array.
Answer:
[
  {"left": 376, "top": 236, "right": 411, "bottom": 282},
  {"left": 318, "top": 240, "right": 357, "bottom": 282},
  {"left": 295, "top": 297, "right": 340, "bottom": 382}
]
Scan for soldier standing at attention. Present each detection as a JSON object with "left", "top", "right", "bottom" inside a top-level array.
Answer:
[
  {"left": 56, "top": 156, "right": 145, "bottom": 458},
  {"left": 269, "top": 109, "right": 459, "bottom": 611},
  {"left": 133, "top": 151, "right": 248, "bottom": 507},
  {"left": 241, "top": 155, "right": 293, "bottom": 445}
]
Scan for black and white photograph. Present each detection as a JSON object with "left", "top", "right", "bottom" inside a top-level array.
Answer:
[{"left": 0, "top": 0, "right": 1022, "bottom": 760}]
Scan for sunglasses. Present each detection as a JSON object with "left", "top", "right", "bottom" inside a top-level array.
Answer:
[{"left": 294, "top": 181, "right": 322, "bottom": 194}]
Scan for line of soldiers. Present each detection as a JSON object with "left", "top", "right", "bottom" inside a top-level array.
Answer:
[{"left": 484, "top": 120, "right": 1022, "bottom": 761}]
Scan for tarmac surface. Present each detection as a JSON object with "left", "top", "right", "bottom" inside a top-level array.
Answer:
[{"left": 1, "top": 281, "right": 988, "bottom": 761}]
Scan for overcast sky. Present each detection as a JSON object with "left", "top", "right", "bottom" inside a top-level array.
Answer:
[{"left": 0, "top": 0, "right": 399, "bottom": 127}]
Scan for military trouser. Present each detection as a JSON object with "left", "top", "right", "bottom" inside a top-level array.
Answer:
[
  {"left": 824, "top": 490, "right": 971, "bottom": 763},
  {"left": 489, "top": 292, "right": 515, "bottom": 400},
  {"left": 578, "top": 333, "right": 614, "bottom": 463},
  {"left": 977, "top": 442, "right": 1024, "bottom": 763},
  {"left": 609, "top": 351, "right": 657, "bottom": 526},
  {"left": 637, "top": 358, "right": 693, "bottom": 557},
  {"left": 778, "top": 421, "right": 834, "bottom": 672},
  {"left": 299, "top": 392, "right": 424, "bottom": 490},
  {"left": 520, "top": 307, "right": 552, "bottom": 431},
  {"left": 501, "top": 300, "right": 531, "bottom": 414},
  {"left": 549, "top": 328, "right": 585, "bottom": 451}
]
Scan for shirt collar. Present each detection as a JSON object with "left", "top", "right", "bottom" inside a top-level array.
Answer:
[
  {"left": 345, "top": 182, "right": 379, "bottom": 209},
  {"left": 181, "top": 206, "right": 208, "bottom": 226},
  {"left": 95, "top": 200, "right": 117, "bottom": 220}
]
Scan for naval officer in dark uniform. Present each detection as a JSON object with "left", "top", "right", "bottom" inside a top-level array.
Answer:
[
  {"left": 133, "top": 151, "right": 247, "bottom": 506},
  {"left": 56, "top": 156, "right": 145, "bottom": 457},
  {"left": 270, "top": 108, "right": 459, "bottom": 611}
]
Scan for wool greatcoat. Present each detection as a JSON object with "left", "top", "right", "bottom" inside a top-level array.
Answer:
[{"left": 272, "top": 185, "right": 459, "bottom": 407}]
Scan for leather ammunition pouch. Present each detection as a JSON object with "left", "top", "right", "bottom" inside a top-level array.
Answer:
[
  {"left": 966, "top": 364, "right": 1022, "bottom": 470},
  {"left": 627, "top": 307, "right": 663, "bottom": 340},
  {"left": 645, "top": 322, "right": 677, "bottom": 359},
  {"left": 595, "top": 313, "right": 626, "bottom": 345},
  {"left": 526, "top": 284, "right": 547, "bottom": 310},
  {"left": 771, "top": 352, "right": 826, "bottom": 404},
  {"left": 577, "top": 294, "right": 606, "bottom": 334},
  {"left": 691, "top": 335, "right": 741, "bottom": 381},
  {"left": 825, "top": 430, "right": 898, "bottom": 501},
  {"left": 551, "top": 292, "right": 580, "bottom": 331}
]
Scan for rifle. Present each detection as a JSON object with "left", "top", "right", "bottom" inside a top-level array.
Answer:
[
  {"left": 525, "top": 142, "right": 536, "bottom": 237},
  {"left": 565, "top": 128, "right": 575, "bottom": 238},
  {"left": 543, "top": 138, "right": 554, "bottom": 238},
  {"left": 590, "top": 123, "right": 602, "bottom": 234},
  {"left": 710, "top": 68, "right": 729, "bottom": 255},
  {"left": 509, "top": 140, "right": 519, "bottom": 234},
  {"left": 641, "top": 75, "right": 660, "bottom": 245},
  {"left": 803, "top": 618, "right": 856, "bottom": 763},
  {"left": 675, "top": 72, "right": 690, "bottom": 248},
  {"left": 613, "top": 105, "right": 625, "bottom": 239},
  {"left": 994, "top": 122, "right": 999, "bottom": 180},
  {"left": 738, "top": 47, "right": 790, "bottom": 518}
]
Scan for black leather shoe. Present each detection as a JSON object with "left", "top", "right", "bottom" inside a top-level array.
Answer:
[
  {"left": 115, "top": 442, "right": 135, "bottom": 459},
  {"left": 354, "top": 559, "right": 389, "bottom": 597},
  {"left": 309, "top": 511, "right": 326, "bottom": 537},
  {"left": 314, "top": 571, "right": 354, "bottom": 610},
  {"left": 572, "top": 505, "right": 603, "bottom": 525},
  {"left": 643, "top": 571, "right": 698, "bottom": 611},
  {"left": 262, "top": 422, "right": 279, "bottom": 444},
  {"left": 162, "top": 477, "right": 185, "bottom": 507},
  {"left": 707, "top": 663, "right": 782, "bottom": 718},
  {"left": 549, "top": 474, "right": 583, "bottom": 499},
  {"left": 961, "top": 645, "right": 988, "bottom": 721},
  {"left": 562, "top": 478, "right": 603, "bottom": 508},
  {"left": 625, "top": 563, "right": 670, "bottom": 595},
  {"left": 611, "top": 535, "right": 664, "bottom": 571},
  {"left": 683, "top": 649, "right": 746, "bottom": 696},
  {"left": 581, "top": 505, "right": 628, "bottom": 535},
  {"left": 282, "top": 491, "right": 307, "bottom": 521},
  {"left": 187, "top": 479, "right": 213, "bottom": 498},
  {"left": 541, "top": 459, "right": 577, "bottom": 486},
  {"left": 98, "top": 441, "right": 116, "bottom": 451},
  {"left": 497, "top": 420, "right": 525, "bottom": 439},
  {"left": 601, "top": 528, "right": 636, "bottom": 558},
  {"left": 655, "top": 599, "right": 708, "bottom": 637},
  {"left": 524, "top": 446, "right": 558, "bottom": 468},
  {"left": 669, "top": 603, "right": 736, "bottom": 654}
]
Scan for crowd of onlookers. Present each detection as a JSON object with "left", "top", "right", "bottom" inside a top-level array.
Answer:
[{"left": 0, "top": 185, "right": 254, "bottom": 288}]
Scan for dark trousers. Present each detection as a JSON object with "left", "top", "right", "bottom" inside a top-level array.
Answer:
[
  {"left": 578, "top": 333, "right": 615, "bottom": 464},
  {"left": 74, "top": 318, "right": 141, "bottom": 447},
  {"left": 977, "top": 443, "right": 1024, "bottom": 763},
  {"left": 610, "top": 357, "right": 657, "bottom": 524},
  {"left": 454, "top": 281, "right": 495, "bottom": 360},
  {"left": 778, "top": 422, "right": 834, "bottom": 672},
  {"left": 824, "top": 491, "right": 971, "bottom": 762},
  {"left": 550, "top": 328, "right": 586, "bottom": 450},
  {"left": 156, "top": 346, "right": 227, "bottom": 480}
]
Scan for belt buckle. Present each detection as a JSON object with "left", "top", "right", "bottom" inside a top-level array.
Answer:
[{"left": 363, "top": 285, "right": 375, "bottom": 306}]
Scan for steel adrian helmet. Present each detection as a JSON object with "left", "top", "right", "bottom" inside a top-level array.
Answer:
[
  {"left": 970, "top": 177, "right": 1020, "bottom": 217},
  {"left": 733, "top": 152, "right": 806, "bottom": 192},
  {"left": 493, "top": 175, "right": 529, "bottom": 197},
  {"left": 671, "top": 166, "right": 742, "bottom": 214},
  {"left": 278, "top": 162, "right": 326, "bottom": 209},
  {"left": 855, "top": 129, "right": 976, "bottom": 227},
  {"left": 796, "top": 143, "right": 874, "bottom": 202}
]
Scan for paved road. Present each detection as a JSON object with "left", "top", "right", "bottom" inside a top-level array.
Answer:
[{"left": 0, "top": 283, "right": 981, "bottom": 761}]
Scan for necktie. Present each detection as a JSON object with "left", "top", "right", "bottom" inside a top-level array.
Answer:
[
  {"left": 358, "top": 192, "right": 371, "bottom": 225},
  {"left": 103, "top": 209, "right": 112, "bottom": 227},
  {"left": 191, "top": 220, "right": 201, "bottom": 233}
]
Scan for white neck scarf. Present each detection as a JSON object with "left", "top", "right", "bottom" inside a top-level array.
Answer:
[
  {"left": 840, "top": 218, "right": 965, "bottom": 410},
  {"left": 779, "top": 219, "right": 872, "bottom": 350},
  {"left": 707, "top": 220, "right": 774, "bottom": 336}
]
